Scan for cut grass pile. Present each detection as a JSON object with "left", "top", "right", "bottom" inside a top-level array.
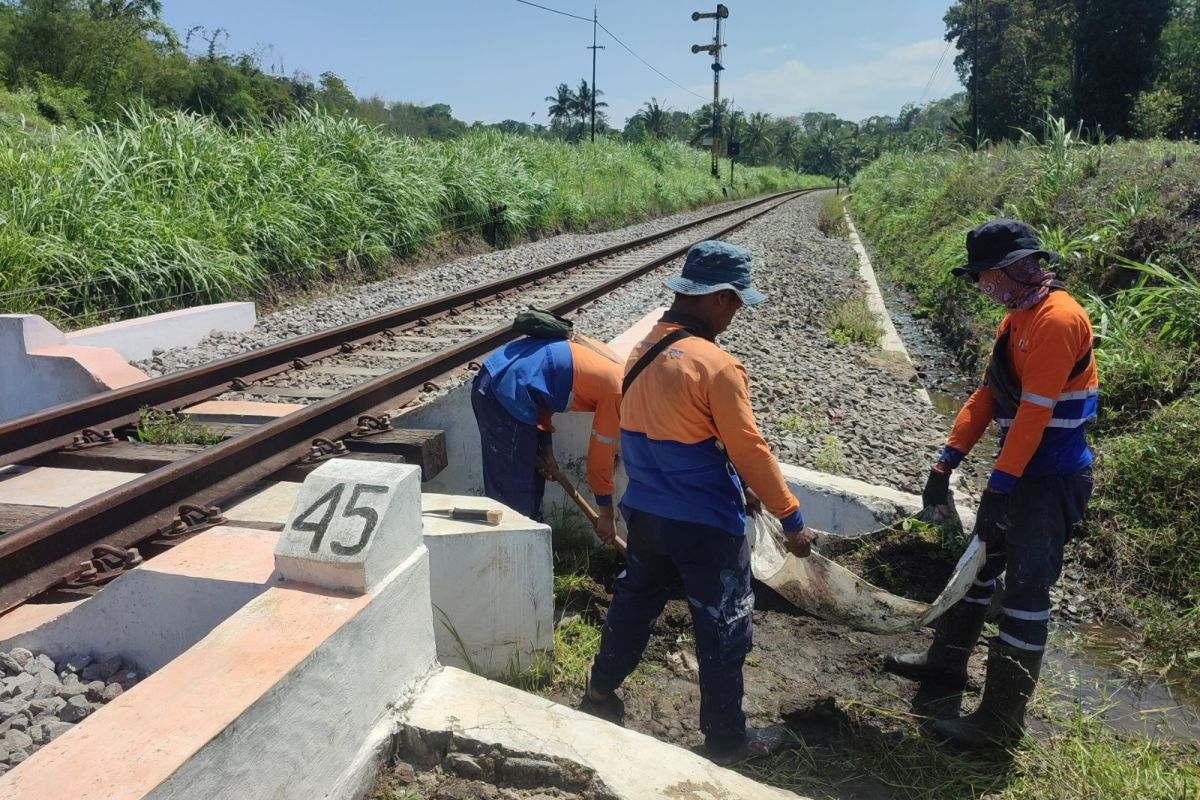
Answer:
[{"left": 0, "top": 106, "right": 824, "bottom": 324}]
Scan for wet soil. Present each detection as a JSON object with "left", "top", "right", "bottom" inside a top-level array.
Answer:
[
  {"left": 368, "top": 727, "right": 615, "bottom": 800},
  {"left": 542, "top": 556, "right": 936, "bottom": 799}
]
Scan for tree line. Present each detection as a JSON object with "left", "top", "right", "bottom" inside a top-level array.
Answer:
[{"left": 946, "top": 0, "right": 1200, "bottom": 141}]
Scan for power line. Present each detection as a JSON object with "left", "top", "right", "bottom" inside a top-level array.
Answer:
[
  {"left": 513, "top": 0, "right": 592, "bottom": 23},
  {"left": 917, "top": 40, "right": 953, "bottom": 108},
  {"left": 512, "top": 1, "right": 708, "bottom": 107},
  {"left": 597, "top": 20, "right": 709, "bottom": 103}
]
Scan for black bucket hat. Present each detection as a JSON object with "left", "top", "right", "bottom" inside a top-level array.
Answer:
[{"left": 952, "top": 219, "right": 1059, "bottom": 276}]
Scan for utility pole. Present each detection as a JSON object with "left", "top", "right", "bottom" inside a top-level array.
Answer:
[
  {"left": 587, "top": 7, "right": 605, "bottom": 142},
  {"left": 692, "top": 4, "right": 728, "bottom": 178},
  {"left": 972, "top": 0, "right": 980, "bottom": 151}
]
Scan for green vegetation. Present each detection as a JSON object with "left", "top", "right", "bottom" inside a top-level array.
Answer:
[
  {"left": 738, "top": 693, "right": 1200, "bottom": 800},
  {"left": 828, "top": 296, "right": 884, "bottom": 348},
  {"left": 0, "top": 108, "right": 819, "bottom": 323},
  {"left": 817, "top": 193, "right": 849, "bottom": 238},
  {"left": 813, "top": 434, "right": 847, "bottom": 475},
  {"left": 131, "top": 407, "right": 223, "bottom": 446},
  {"left": 851, "top": 120, "right": 1200, "bottom": 670}
]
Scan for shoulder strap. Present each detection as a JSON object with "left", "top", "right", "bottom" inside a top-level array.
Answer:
[{"left": 622, "top": 328, "right": 693, "bottom": 395}]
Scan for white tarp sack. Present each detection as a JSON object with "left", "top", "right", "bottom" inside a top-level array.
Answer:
[{"left": 748, "top": 510, "right": 986, "bottom": 634}]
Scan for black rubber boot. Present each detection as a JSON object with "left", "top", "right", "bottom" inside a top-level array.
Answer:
[
  {"left": 705, "top": 725, "right": 790, "bottom": 766},
  {"left": 884, "top": 601, "right": 988, "bottom": 689},
  {"left": 931, "top": 639, "right": 1043, "bottom": 750}
]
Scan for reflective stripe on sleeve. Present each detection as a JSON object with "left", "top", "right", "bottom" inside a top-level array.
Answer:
[
  {"left": 1020, "top": 391, "right": 1055, "bottom": 409},
  {"left": 591, "top": 430, "right": 618, "bottom": 446}
]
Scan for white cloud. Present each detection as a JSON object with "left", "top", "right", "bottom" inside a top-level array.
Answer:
[
  {"left": 756, "top": 42, "right": 795, "bottom": 56},
  {"left": 703, "top": 38, "right": 960, "bottom": 121}
]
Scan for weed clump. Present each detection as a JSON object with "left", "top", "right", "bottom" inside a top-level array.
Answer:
[
  {"left": 817, "top": 192, "right": 849, "bottom": 237},
  {"left": 828, "top": 295, "right": 884, "bottom": 348},
  {"left": 131, "top": 407, "right": 223, "bottom": 445}
]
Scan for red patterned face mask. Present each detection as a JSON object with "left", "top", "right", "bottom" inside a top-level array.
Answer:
[{"left": 975, "top": 256, "right": 1056, "bottom": 310}]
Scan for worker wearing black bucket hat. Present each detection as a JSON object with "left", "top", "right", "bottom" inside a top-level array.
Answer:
[
  {"left": 581, "top": 240, "right": 810, "bottom": 765},
  {"left": 887, "top": 219, "right": 1098, "bottom": 751}
]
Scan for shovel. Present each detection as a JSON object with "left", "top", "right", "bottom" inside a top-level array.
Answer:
[{"left": 539, "top": 458, "right": 627, "bottom": 554}]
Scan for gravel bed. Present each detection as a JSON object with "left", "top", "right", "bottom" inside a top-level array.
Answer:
[
  {"left": 571, "top": 192, "right": 949, "bottom": 495},
  {"left": 0, "top": 648, "right": 146, "bottom": 774},
  {"left": 134, "top": 197, "right": 757, "bottom": 377},
  {"left": 137, "top": 191, "right": 952, "bottom": 498}
]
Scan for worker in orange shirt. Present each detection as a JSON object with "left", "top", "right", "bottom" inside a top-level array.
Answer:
[
  {"left": 886, "top": 220, "right": 1097, "bottom": 749},
  {"left": 471, "top": 329, "right": 622, "bottom": 545},
  {"left": 581, "top": 241, "right": 813, "bottom": 765}
]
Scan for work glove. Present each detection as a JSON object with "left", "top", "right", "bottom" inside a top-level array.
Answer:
[
  {"left": 973, "top": 489, "right": 1010, "bottom": 548},
  {"left": 922, "top": 464, "right": 951, "bottom": 509},
  {"left": 783, "top": 527, "right": 815, "bottom": 558}
]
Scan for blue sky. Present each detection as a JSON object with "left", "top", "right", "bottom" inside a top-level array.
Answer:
[{"left": 160, "top": 1, "right": 963, "bottom": 126}]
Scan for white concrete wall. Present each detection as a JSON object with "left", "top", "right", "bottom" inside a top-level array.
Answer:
[
  {"left": 0, "top": 315, "right": 135, "bottom": 420},
  {"left": 147, "top": 548, "right": 437, "bottom": 800},
  {"left": 65, "top": 302, "right": 256, "bottom": 361},
  {"left": 0, "top": 566, "right": 272, "bottom": 672},
  {"left": 1, "top": 304, "right": 255, "bottom": 421},
  {"left": 423, "top": 494, "right": 553, "bottom": 679}
]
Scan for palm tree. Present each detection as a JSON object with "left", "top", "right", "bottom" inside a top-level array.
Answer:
[
  {"left": 774, "top": 120, "right": 802, "bottom": 170},
  {"left": 633, "top": 98, "right": 672, "bottom": 140},
  {"left": 545, "top": 83, "right": 576, "bottom": 125},
  {"left": 743, "top": 112, "right": 774, "bottom": 164},
  {"left": 573, "top": 79, "right": 607, "bottom": 124}
]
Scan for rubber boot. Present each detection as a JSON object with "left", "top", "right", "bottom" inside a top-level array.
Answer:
[
  {"left": 931, "top": 639, "right": 1043, "bottom": 750},
  {"left": 884, "top": 601, "right": 988, "bottom": 689}
]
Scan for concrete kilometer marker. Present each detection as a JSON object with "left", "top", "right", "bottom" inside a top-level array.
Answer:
[{"left": 275, "top": 460, "right": 422, "bottom": 594}]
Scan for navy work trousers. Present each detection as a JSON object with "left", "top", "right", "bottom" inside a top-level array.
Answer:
[
  {"left": 590, "top": 507, "right": 754, "bottom": 751},
  {"left": 962, "top": 468, "right": 1094, "bottom": 651},
  {"left": 470, "top": 370, "right": 550, "bottom": 522}
]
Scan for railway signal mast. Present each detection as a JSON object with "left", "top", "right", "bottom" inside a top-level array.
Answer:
[{"left": 691, "top": 4, "right": 728, "bottom": 178}]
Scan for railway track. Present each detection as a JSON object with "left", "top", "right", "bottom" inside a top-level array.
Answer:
[{"left": 0, "top": 188, "right": 819, "bottom": 612}]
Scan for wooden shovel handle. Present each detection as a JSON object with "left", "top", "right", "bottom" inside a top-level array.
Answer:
[{"left": 541, "top": 460, "right": 627, "bottom": 554}]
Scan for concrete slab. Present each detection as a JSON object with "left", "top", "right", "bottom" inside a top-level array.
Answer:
[
  {"left": 405, "top": 667, "right": 805, "bottom": 799},
  {"left": 182, "top": 399, "right": 306, "bottom": 424},
  {"left": 423, "top": 493, "right": 552, "bottom": 678},
  {"left": 0, "top": 544, "right": 438, "bottom": 800},
  {"left": 0, "top": 466, "right": 141, "bottom": 507},
  {"left": 65, "top": 302, "right": 256, "bottom": 361},
  {"left": 224, "top": 479, "right": 301, "bottom": 523},
  {"left": 780, "top": 462, "right": 977, "bottom": 536},
  {"left": 0, "top": 525, "right": 279, "bottom": 671}
]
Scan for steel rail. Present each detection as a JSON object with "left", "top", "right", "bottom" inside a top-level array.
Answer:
[
  {"left": 0, "top": 190, "right": 810, "bottom": 611},
  {"left": 0, "top": 190, "right": 806, "bottom": 469}
]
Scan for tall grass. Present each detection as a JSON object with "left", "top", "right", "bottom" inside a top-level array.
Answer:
[
  {"left": 850, "top": 120, "right": 1200, "bottom": 671},
  {"left": 0, "top": 106, "right": 822, "bottom": 324}
]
